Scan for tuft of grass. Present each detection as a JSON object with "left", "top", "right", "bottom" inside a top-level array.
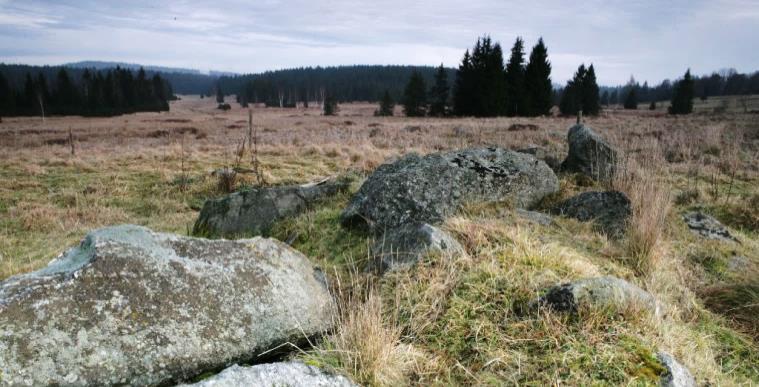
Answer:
[
  {"left": 615, "top": 162, "right": 673, "bottom": 276},
  {"left": 304, "top": 285, "right": 433, "bottom": 386}
]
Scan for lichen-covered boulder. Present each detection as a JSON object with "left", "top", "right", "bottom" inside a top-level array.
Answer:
[
  {"left": 369, "top": 222, "right": 465, "bottom": 273},
  {"left": 0, "top": 225, "right": 336, "bottom": 386},
  {"left": 682, "top": 211, "right": 738, "bottom": 243},
  {"left": 551, "top": 191, "right": 631, "bottom": 237},
  {"left": 657, "top": 352, "right": 696, "bottom": 387},
  {"left": 560, "top": 124, "right": 618, "bottom": 182},
  {"left": 341, "top": 147, "right": 559, "bottom": 231},
  {"left": 535, "top": 276, "right": 659, "bottom": 316},
  {"left": 181, "top": 362, "right": 357, "bottom": 387},
  {"left": 194, "top": 176, "right": 350, "bottom": 238}
]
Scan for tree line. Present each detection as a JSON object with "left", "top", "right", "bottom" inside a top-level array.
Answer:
[
  {"left": 0, "top": 65, "right": 174, "bottom": 118},
  {"left": 599, "top": 69, "right": 759, "bottom": 109},
  {"left": 219, "top": 65, "right": 456, "bottom": 107}
]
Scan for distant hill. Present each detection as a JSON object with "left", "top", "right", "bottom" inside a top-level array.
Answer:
[{"left": 65, "top": 61, "right": 203, "bottom": 75}]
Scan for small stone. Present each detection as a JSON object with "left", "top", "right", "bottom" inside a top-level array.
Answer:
[
  {"left": 551, "top": 191, "right": 631, "bottom": 237},
  {"left": 657, "top": 352, "right": 696, "bottom": 387},
  {"left": 535, "top": 276, "right": 660, "bottom": 316},
  {"left": 370, "top": 222, "right": 465, "bottom": 273},
  {"left": 683, "top": 211, "right": 738, "bottom": 243},
  {"left": 180, "top": 362, "right": 357, "bottom": 387}
]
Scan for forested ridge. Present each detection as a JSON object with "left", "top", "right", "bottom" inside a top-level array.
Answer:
[{"left": 0, "top": 64, "right": 174, "bottom": 117}]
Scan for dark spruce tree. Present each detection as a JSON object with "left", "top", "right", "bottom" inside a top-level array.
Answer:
[
  {"left": 453, "top": 36, "right": 505, "bottom": 117},
  {"left": 524, "top": 37, "right": 553, "bottom": 116},
  {"left": 216, "top": 83, "right": 224, "bottom": 103},
  {"left": 323, "top": 94, "right": 338, "bottom": 116},
  {"left": 504, "top": 37, "right": 526, "bottom": 116},
  {"left": 623, "top": 76, "right": 638, "bottom": 109},
  {"left": 402, "top": 70, "right": 428, "bottom": 117},
  {"left": 581, "top": 64, "right": 600, "bottom": 115},
  {"left": 624, "top": 88, "right": 638, "bottom": 109},
  {"left": 375, "top": 90, "right": 395, "bottom": 116},
  {"left": 559, "top": 64, "right": 586, "bottom": 116},
  {"left": 429, "top": 64, "right": 450, "bottom": 117},
  {"left": 669, "top": 69, "right": 694, "bottom": 115},
  {"left": 453, "top": 50, "right": 475, "bottom": 116},
  {"left": 601, "top": 91, "right": 610, "bottom": 106},
  {"left": 0, "top": 71, "right": 14, "bottom": 119}
]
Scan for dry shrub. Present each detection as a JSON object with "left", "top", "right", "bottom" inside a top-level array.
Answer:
[
  {"left": 615, "top": 152, "right": 672, "bottom": 275},
  {"left": 312, "top": 286, "right": 428, "bottom": 386}
]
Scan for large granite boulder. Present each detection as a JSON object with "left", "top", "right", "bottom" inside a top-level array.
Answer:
[
  {"left": 194, "top": 176, "right": 350, "bottom": 238},
  {"left": 341, "top": 147, "right": 559, "bottom": 232},
  {"left": 535, "top": 276, "right": 659, "bottom": 316},
  {"left": 561, "top": 124, "right": 618, "bottom": 182},
  {"left": 0, "top": 225, "right": 336, "bottom": 386},
  {"left": 682, "top": 211, "right": 738, "bottom": 243},
  {"left": 182, "top": 362, "right": 357, "bottom": 387},
  {"left": 551, "top": 191, "right": 631, "bottom": 237},
  {"left": 369, "top": 222, "right": 465, "bottom": 273},
  {"left": 657, "top": 352, "right": 696, "bottom": 387}
]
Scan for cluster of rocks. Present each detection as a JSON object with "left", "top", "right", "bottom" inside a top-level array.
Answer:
[{"left": 0, "top": 121, "right": 704, "bottom": 386}]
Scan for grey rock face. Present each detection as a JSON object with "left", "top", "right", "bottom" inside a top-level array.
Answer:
[
  {"left": 514, "top": 145, "right": 561, "bottom": 172},
  {"left": 0, "top": 225, "right": 336, "bottom": 386},
  {"left": 181, "top": 362, "right": 357, "bottom": 387},
  {"left": 516, "top": 209, "right": 554, "bottom": 226},
  {"left": 536, "top": 276, "right": 659, "bottom": 316},
  {"left": 370, "top": 223, "right": 465, "bottom": 273},
  {"left": 341, "top": 147, "right": 559, "bottom": 232},
  {"left": 551, "top": 191, "right": 631, "bottom": 237},
  {"left": 560, "top": 124, "right": 618, "bottom": 182},
  {"left": 657, "top": 352, "right": 696, "bottom": 387},
  {"left": 194, "top": 176, "right": 350, "bottom": 238},
  {"left": 683, "top": 211, "right": 738, "bottom": 242}
]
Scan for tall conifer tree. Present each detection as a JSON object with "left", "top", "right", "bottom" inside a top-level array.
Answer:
[
  {"left": 504, "top": 37, "right": 526, "bottom": 116},
  {"left": 669, "top": 69, "right": 694, "bottom": 114},
  {"left": 429, "top": 64, "right": 450, "bottom": 116},
  {"left": 524, "top": 37, "right": 552, "bottom": 116},
  {"left": 403, "top": 70, "right": 428, "bottom": 117}
]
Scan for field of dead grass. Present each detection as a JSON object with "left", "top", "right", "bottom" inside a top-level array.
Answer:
[{"left": 1, "top": 95, "right": 758, "bottom": 385}]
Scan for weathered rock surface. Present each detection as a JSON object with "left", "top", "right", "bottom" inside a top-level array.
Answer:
[
  {"left": 181, "top": 362, "right": 357, "bottom": 387},
  {"left": 551, "top": 191, "right": 631, "bottom": 237},
  {"left": 516, "top": 209, "right": 554, "bottom": 226},
  {"left": 683, "top": 211, "right": 738, "bottom": 242},
  {"left": 341, "top": 147, "right": 559, "bottom": 231},
  {"left": 369, "top": 222, "right": 465, "bottom": 273},
  {"left": 561, "top": 124, "right": 618, "bottom": 182},
  {"left": 514, "top": 145, "right": 561, "bottom": 172},
  {"left": 194, "top": 176, "right": 350, "bottom": 238},
  {"left": 536, "top": 276, "right": 659, "bottom": 316},
  {"left": 0, "top": 225, "right": 336, "bottom": 386},
  {"left": 657, "top": 352, "right": 696, "bottom": 387}
]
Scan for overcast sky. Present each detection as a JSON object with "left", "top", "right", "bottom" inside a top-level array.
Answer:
[{"left": 1, "top": 0, "right": 757, "bottom": 85}]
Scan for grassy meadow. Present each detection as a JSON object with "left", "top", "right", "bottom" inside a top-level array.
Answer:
[{"left": 1, "top": 95, "right": 758, "bottom": 385}]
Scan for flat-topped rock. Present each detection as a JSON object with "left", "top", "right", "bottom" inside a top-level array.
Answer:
[
  {"left": 194, "top": 176, "right": 350, "bottom": 238},
  {"left": 341, "top": 147, "right": 559, "bottom": 232},
  {"left": 658, "top": 352, "right": 696, "bottom": 387},
  {"left": 0, "top": 225, "right": 336, "bottom": 386},
  {"left": 551, "top": 191, "right": 631, "bottom": 237}
]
